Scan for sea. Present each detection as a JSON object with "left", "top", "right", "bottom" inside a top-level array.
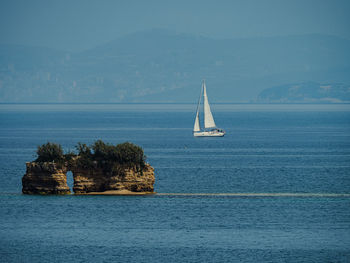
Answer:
[{"left": 0, "top": 103, "right": 349, "bottom": 263}]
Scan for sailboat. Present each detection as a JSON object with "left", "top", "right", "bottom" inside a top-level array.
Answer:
[{"left": 193, "top": 80, "right": 225, "bottom": 137}]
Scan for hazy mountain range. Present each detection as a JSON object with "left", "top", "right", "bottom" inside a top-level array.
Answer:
[
  {"left": 1, "top": 29, "right": 349, "bottom": 103},
  {"left": 258, "top": 82, "right": 350, "bottom": 103}
]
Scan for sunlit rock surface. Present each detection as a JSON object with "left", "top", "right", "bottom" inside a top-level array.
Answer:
[
  {"left": 72, "top": 163, "right": 155, "bottom": 194},
  {"left": 22, "top": 162, "right": 71, "bottom": 195}
]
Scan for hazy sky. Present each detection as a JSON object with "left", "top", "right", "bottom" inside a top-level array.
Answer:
[{"left": 1, "top": 0, "right": 350, "bottom": 51}]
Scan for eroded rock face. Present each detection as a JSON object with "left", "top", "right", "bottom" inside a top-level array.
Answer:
[
  {"left": 22, "top": 162, "right": 71, "bottom": 195},
  {"left": 22, "top": 161, "right": 155, "bottom": 195},
  {"left": 72, "top": 164, "right": 155, "bottom": 194}
]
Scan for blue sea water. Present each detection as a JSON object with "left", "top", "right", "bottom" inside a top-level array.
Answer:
[{"left": 0, "top": 103, "right": 350, "bottom": 262}]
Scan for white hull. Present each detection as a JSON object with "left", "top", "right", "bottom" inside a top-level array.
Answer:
[{"left": 193, "top": 130, "right": 225, "bottom": 137}]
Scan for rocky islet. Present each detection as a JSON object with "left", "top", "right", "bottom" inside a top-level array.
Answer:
[{"left": 22, "top": 141, "right": 155, "bottom": 195}]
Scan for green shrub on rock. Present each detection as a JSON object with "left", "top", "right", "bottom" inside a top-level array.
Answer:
[
  {"left": 90, "top": 140, "right": 146, "bottom": 172},
  {"left": 92, "top": 140, "right": 118, "bottom": 164},
  {"left": 75, "top": 142, "right": 94, "bottom": 169},
  {"left": 64, "top": 151, "right": 77, "bottom": 167},
  {"left": 116, "top": 142, "right": 146, "bottom": 170},
  {"left": 36, "top": 142, "right": 65, "bottom": 163}
]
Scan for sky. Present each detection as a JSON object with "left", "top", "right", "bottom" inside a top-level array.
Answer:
[{"left": 0, "top": 0, "right": 350, "bottom": 52}]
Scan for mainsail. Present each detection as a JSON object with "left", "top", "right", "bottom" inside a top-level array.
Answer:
[{"left": 203, "top": 82, "right": 216, "bottom": 129}]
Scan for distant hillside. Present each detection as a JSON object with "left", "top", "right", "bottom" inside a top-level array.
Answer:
[
  {"left": 257, "top": 82, "right": 350, "bottom": 103},
  {"left": 0, "top": 29, "right": 350, "bottom": 102}
]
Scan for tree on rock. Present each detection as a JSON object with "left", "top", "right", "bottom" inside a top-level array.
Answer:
[
  {"left": 116, "top": 142, "right": 146, "bottom": 169},
  {"left": 34, "top": 140, "right": 146, "bottom": 172},
  {"left": 36, "top": 142, "right": 65, "bottom": 163}
]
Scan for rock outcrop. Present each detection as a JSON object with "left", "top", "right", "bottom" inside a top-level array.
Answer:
[
  {"left": 72, "top": 164, "right": 155, "bottom": 194},
  {"left": 22, "top": 161, "right": 155, "bottom": 195},
  {"left": 22, "top": 162, "right": 71, "bottom": 195}
]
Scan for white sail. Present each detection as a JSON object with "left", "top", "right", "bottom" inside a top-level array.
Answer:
[
  {"left": 193, "top": 111, "right": 200, "bottom": 132},
  {"left": 203, "top": 81, "right": 216, "bottom": 129}
]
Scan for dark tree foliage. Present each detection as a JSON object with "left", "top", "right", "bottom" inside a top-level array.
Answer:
[
  {"left": 64, "top": 150, "right": 77, "bottom": 167},
  {"left": 115, "top": 142, "right": 146, "bottom": 169},
  {"left": 92, "top": 140, "right": 118, "bottom": 163},
  {"left": 36, "top": 142, "right": 65, "bottom": 163},
  {"left": 75, "top": 142, "right": 94, "bottom": 168},
  {"left": 64, "top": 151, "right": 77, "bottom": 161},
  {"left": 35, "top": 140, "right": 146, "bottom": 174},
  {"left": 89, "top": 140, "right": 146, "bottom": 172}
]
